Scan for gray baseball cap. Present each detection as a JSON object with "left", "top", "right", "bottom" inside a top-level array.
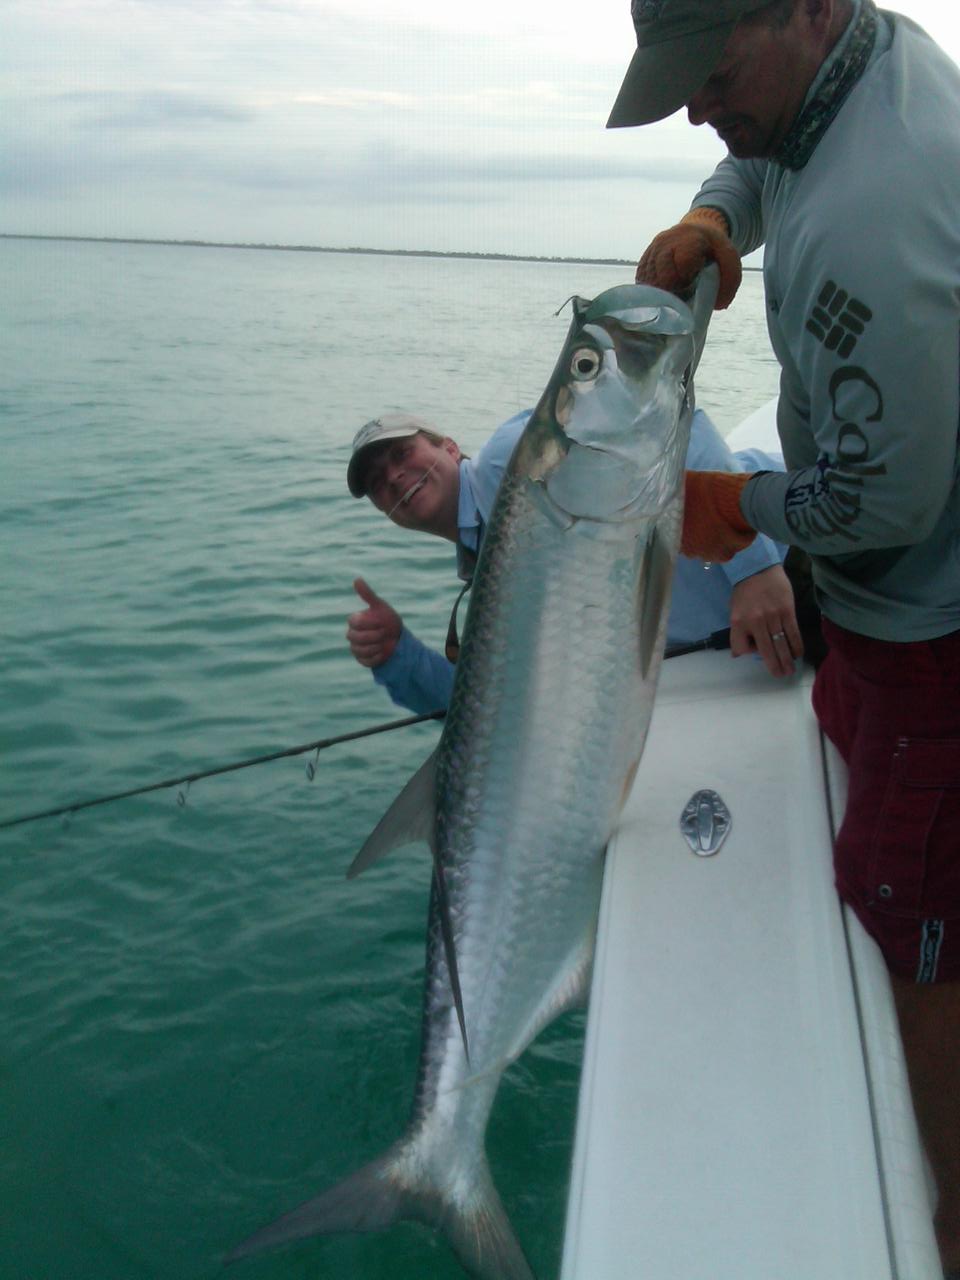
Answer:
[
  {"left": 607, "top": 0, "right": 772, "bottom": 128},
  {"left": 347, "top": 412, "right": 439, "bottom": 497}
]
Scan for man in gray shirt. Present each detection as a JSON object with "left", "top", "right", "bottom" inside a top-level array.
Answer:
[{"left": 609, "top": 0, "right": 960, "bottom": 1270}]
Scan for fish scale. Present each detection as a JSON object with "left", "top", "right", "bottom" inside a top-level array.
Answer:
[{"left": 227, "top": 278, "right": 711, "bottom": 1280}]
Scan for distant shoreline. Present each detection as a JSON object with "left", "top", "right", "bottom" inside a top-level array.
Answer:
[
  {"left": 0, "top": 232, "right": 762, "bottom": 271},
  {"left": 0, "top": 232, "right": 632, "bottom": 267}
]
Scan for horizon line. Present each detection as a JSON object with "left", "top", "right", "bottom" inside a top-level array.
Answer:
[
  {"left": 0, "top": 232, "right": 633, "bottom": 268},
  {"left": 0, "top": 232, "right": 763, "bottom": 272}
]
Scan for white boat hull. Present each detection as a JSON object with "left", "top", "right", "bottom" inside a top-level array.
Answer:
[{"left": 561, "top": 646, "right": 939, "bottom": 1279}]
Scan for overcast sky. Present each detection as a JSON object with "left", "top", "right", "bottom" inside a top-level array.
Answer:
[{"left": 4, "top": 0, "right": 959, "bottom": 261}]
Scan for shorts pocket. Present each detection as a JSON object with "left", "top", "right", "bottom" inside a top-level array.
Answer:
[{"left": 867, "top": 737, "right": 960, "bottom": 919}]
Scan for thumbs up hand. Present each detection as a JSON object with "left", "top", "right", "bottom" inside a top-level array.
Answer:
[{"left": 346, "top": 578, "right": 403, "bottom": 668}]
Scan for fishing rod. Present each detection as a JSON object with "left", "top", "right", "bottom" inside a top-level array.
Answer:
[
  {"left": 0, "top": 632, "right": 731, "bottom": 833},
  {"left": 663, "top": 627, "right": 731, "bottom": 660},
  {"left": 0, "top": 710, "right": 445, "bottom": 832}
]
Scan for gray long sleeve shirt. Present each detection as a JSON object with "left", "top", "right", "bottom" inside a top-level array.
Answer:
[{"left": 693, "top": 7, "right": 960, "bottom": 641}]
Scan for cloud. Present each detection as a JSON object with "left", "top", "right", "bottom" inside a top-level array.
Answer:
[
  {"left": 334, "top": 148, "right": 710, "bottom": 196},
  {"left": 0, "top": 0, "right": 721, "bottom": 257},
  {"left": 61, "top": 90, "right": 255, "bottom": 129},
  {"left": 290, "top": 90, "right": 418, "bottom": 111}
]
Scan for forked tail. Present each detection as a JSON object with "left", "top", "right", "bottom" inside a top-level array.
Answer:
[{"left": 225, "top": 1138, "right": 536, "bottom": 1280}]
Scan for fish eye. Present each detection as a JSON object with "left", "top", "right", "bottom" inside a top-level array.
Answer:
[{"left": 570, "top": 347, "right": 601, "bottom": 381}]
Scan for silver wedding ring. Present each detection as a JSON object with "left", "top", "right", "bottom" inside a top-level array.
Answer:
[{"left": 771, "top": 631, "right": 786, "bottom": 642}]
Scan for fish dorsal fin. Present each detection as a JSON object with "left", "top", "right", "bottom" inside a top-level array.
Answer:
[
  {"left": 346, "top": 748, "right": 470, "bottom": 1062},
  {"left": 432, "top": 860, "right": 470, "bottom": 1065},
  {"left": 346, "top": 748, "right": 438, "bottom": 879}
]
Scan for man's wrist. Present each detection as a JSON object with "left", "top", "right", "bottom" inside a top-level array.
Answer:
[{"left": 681, "top": 206, "right": 731, "bottom": 237}]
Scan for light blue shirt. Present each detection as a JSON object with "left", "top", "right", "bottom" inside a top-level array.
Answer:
[
  {"left": 373, "top": 409, "right": 787, "bottom": 713},
  {"left": 454, "top": 410, "right": 529, "bottom": 580}
]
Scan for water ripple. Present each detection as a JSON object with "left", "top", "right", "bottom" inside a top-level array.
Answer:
[{"left": 0, "top": 239, "right": 778, "bottom": 1280}]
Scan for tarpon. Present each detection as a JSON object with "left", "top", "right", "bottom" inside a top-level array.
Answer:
[{"left": 228, "top": 274, "right": 714, "bottom": 1278}]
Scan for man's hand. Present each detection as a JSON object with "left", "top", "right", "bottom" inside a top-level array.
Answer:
[
  {"left": 682, "top": 471, "right": 756, "bottom": 562},
  {"left": 346, "top": 577, "right": 402, "bottom": 668},
  {"left": 636, "top": 208, "right": 742, "bottom": 309},
  {"left": 729, "top": 565, "right": 803, "bottom": 677}
]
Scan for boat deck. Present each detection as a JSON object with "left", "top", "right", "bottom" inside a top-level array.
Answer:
[{"left": 561, "top": 648, "right": 938, "bottom": 1280}]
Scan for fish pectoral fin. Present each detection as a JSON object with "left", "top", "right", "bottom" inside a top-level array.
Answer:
[{"left": 346, "top": 748, "right": 438, "bottom": 879}]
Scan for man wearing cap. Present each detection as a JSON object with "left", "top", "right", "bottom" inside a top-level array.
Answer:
[
  {"left": 345, "top": 407, "right": 803, "bottom": 715},
  {"left": 608, "top": 0, "right": 960, "bottom": 1268}
]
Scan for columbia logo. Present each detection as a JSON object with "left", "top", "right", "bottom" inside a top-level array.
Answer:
[{"left": 806, "top": 281, "right": 872, "bottom": 358}]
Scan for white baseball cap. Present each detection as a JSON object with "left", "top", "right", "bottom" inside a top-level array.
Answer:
[{"left": 347, "top": 412, "right": 439, "bottom": 497}]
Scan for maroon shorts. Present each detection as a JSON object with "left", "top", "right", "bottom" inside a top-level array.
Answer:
[{"left": 812, "top": 618, "right": 960, "bottom": 984}]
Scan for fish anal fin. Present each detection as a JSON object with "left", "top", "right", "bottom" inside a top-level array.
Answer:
[
  {"left": 497, "top": 919, "right": 598, "bottom": 1072},
  {"left": 347, "top": 748, "right": 438, "bottom": 879},
  {"left": 620, "top": 755, "right": 642, "bottom": 810}
]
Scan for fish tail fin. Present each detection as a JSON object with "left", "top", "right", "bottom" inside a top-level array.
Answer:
[
  {"left": 224, "top": 1153, "right": 405, "bottom": 1263},
  {"left": 225, "top": 1141, "right": 536, "bottom": 1280},
  {"left": 440, "top": 1163, "right": 537, "bottom": 1280}
]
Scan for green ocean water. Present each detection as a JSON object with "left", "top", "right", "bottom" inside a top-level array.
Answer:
[{"left": 0, "top": 237, "right": 778, "bottom": 1280}]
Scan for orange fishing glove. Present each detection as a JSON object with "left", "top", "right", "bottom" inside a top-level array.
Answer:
[
  {"left": 681, "top": 471, "right": 756, "bottom": 562},
  {"left": 636, "top": 207, "right": 742, "bottom": 310}
]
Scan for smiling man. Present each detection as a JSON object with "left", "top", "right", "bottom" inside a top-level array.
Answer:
[
  {"left": 608, "top": 1, "right": 960, "bottom": 1272},
  {"left": 350, "top": 417, "right": 464, "bottom": 540},
  {"left": 345, "top": 407, "right": 804, "bottom": 714}
]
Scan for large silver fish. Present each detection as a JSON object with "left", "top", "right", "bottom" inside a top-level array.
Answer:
[{"left": 228, "top": 275, "right": 713, "bottom": 1278}]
